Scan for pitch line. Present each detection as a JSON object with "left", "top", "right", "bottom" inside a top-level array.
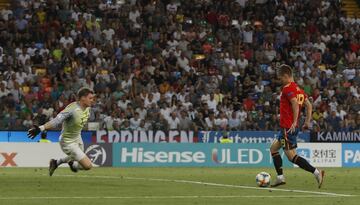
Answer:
[
  {"left": 0, "top": 195, "right": 346, "bottom": 200},
  {"left": 53, "top": 174, "right": 354, "bottom": 197}
]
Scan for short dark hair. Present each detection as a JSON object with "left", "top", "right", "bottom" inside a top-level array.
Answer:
[
  {"left": 77, "top": 87, "right": 94, "bottom": 98},
  {"left": 278, "top": 64, "right": 293, "bottom": 77}
]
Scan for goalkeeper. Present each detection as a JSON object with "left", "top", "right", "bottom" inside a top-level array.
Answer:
[{"left": 27, "top": 87, "right": 95, "bottom": 176}]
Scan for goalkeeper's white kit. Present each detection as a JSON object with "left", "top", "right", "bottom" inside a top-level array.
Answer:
[{"left": 49, "top": 102, "right": 90, "bottom": 161}]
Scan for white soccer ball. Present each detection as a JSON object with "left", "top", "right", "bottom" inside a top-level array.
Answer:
[{"left": 256, "top": 172, "right": 271, "bottom": 187}]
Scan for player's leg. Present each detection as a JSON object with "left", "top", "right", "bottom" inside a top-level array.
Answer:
[
  {"left": 284, "top": 148, "right": 325, "bottom": 188},
  {"left": 270, "top": 129, "right": 286, "bottom": 187},
  {"left": 70, "top": 157, "right": 93, "bottom": 171},
  {"left": 270, "top": 140, "right": 284, "bottom": 176},
  {"left": 57, "top": 156, "right": 72, "bottom": 165},
  {"left": 49, "top": 142, "right": 76, "bottom": 176},
  {"left": 284, "top": 130, "right": 325, "bottom": 188},
  {"left": 49, "top": 156, "right": 72, "bottom": 176},
  {"left": 68, "top": 142, "right": 93, "bottom": 171}
]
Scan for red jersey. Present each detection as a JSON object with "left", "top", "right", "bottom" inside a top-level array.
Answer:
[{"left": 280, "top": 82, "right": 306, "bottom": 128}]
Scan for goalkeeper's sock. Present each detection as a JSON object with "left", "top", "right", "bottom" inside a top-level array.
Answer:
[
  {"left": 313, "top": 168, "right": 320, "bottom": 176},
  {"left": 271, "top": 152, "right": 283, "bottom": 175},
  {"left": 57, "top": 156, "right": 71, "bottom": 166},
  {"left": 277, "top": 175, "right": 285, "bottom": 181},
  {"left": 72, "top": 161, "right": 85, "bottom": 170},
  {"left": 291, "top": 155, "right": 316, "bottom": 173}
]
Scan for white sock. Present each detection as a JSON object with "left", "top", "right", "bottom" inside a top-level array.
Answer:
[
  {"left": 277, "top": 175, "right": 284, "bottom": 179},
  {"left": 57, "top": 156, "right": 71, "bottom": 166},
  {"left": 313, "top": 169, "right": 320, "bottom": 176},
  {"left": 72, "top": 161, "right": 85, "bottom": 170}
]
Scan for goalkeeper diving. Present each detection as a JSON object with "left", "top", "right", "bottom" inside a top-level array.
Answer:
[{"left": 27, "top": 87, "right": 95, "bottom": 176}]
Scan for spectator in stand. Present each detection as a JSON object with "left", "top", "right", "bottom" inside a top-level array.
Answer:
[
  {"left": 167, "top": 112, "right": 180, "bottom": 130},
  {"left": 326, "top": 111, "right": 342, "bottom": 132},
  {"left": 0, "top": 0, "right": 357, "bottom": 133}
]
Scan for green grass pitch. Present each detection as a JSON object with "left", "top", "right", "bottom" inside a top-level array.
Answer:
[{"left": 0, "top": 167, "right": 359, "bottom": 205}]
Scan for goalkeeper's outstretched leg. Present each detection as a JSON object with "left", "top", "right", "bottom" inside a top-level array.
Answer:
[{"left": 49, "top": 141, "right": 93, "bottom": 176}]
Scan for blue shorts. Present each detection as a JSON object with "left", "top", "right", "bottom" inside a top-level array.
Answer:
[{"left": 277, "top": 128, "right": 299, "bottom": 150}]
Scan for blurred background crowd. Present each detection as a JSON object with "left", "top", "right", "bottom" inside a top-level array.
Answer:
[{"left": 0, "top": 0, "right": 359, "bottom": 132}]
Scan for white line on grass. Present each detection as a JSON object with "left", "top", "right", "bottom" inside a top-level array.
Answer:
[
  {"left": 54, "top": 174, "right": 354, "bottom": 197},
  {"left": 0, "top": 195, "right": 345, "bottom": 200}
]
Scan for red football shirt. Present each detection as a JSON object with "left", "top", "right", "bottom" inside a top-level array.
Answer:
[{"left": 280, "top": 82, "right": 306, "bottom": 129}]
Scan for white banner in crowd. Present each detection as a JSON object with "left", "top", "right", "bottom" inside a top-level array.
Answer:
[{"left": 95, "top": 130, "right": 194, "bottom": 143}]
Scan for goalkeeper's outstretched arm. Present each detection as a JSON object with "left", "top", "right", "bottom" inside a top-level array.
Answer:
[
  {"left": 40, "top": 111, "right": 73, "bottom": 131},
  {"left": 27, "top": 110, "right": 73, "bottom": 139}
]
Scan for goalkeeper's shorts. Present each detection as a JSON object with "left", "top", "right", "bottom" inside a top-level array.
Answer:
[{"left": 60, "top": 141, "right": 86, "bottom": 161}]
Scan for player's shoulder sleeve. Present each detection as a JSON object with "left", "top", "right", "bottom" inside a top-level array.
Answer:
[
  {"left": 62, "top": 102, "right": 78, "bottom": 113},
  {"left": 60, "top": 102, "right": 79, "bottom": 117},
  {"left": 283, "top": 84, "right": 297, "bottom": 101},
  {"left": 49, "top": 102, "right": 78, "bottom": 127}
]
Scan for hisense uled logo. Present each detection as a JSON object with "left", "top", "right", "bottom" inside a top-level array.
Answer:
[
  {"left": 120, "top": 147, "right": 205, "bottom": 163},
  {"left": 211, "top": 148, "right": 263, "bottom": 164}
]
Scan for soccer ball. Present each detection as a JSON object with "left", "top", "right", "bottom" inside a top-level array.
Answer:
[{"left": 256, "top": 172, "right": 271, "bottom": 187}]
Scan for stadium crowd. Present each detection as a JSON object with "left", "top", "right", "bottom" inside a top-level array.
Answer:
[{"left": 0, "top": 0, "right": 359, "bottom": 132}]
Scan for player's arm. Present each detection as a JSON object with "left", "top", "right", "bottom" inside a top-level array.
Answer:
[
  {"left": 27, "top": 110, "right": 73, "bottom": 139},
  {"left": 288, "top": 97, "right": 299, "bottom": 133},
  {"left": 303, "top": 98, "right": 312, "bottom": 129},
  {"left": 43, "top": 110, "right": 73, "bottom": 130}
]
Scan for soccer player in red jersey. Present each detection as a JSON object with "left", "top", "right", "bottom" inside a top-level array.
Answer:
[{"left": 270, "top": 65, "right": 325, "bottom": 188}]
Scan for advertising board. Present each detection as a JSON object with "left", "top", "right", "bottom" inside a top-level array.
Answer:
[
  {"left": 296, "top": 143, "right": 342, "bottom": 167},
  {"left": 342, "top": 143, "right": 360, "bottom": 167},
  {"left": 112, "top": 143, "right": 292, "bottom": 167}
]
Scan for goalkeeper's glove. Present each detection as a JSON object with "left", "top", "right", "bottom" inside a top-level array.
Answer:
[{"left": 27, "top": 125, "right": 42, "bottom": 139}]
